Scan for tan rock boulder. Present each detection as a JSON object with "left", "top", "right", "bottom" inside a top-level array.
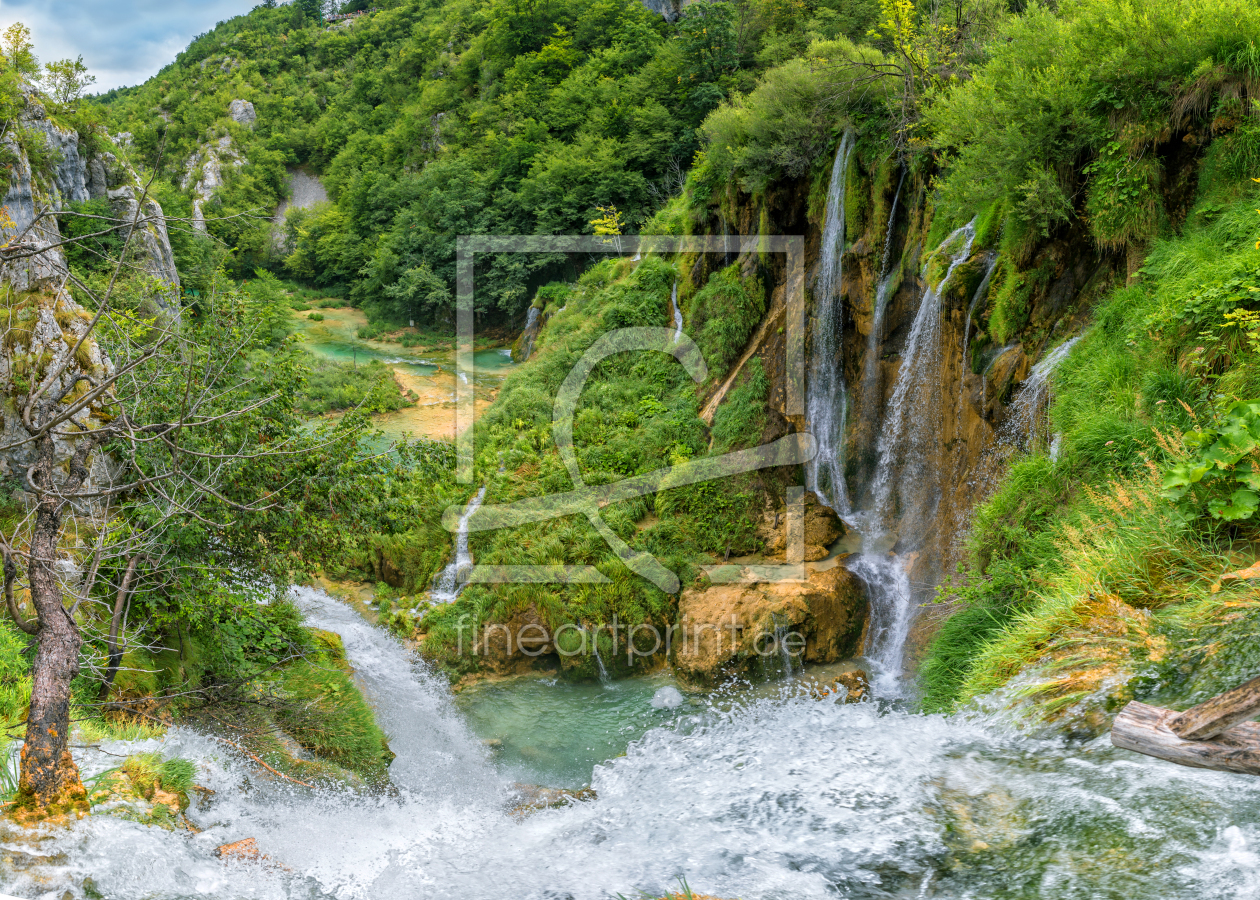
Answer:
[
  {"left": 673, "top": 565, "right": 867, "bottom": 685},
  {"left": 758, "top": 490, "right": 845, "bottom": 562}
]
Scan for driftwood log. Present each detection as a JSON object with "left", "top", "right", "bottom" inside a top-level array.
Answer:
[
  {"left": 1168, "top": 674, "right": 1260, "bottom": 741},
  {"left": 1111, "top": 701, "right": 1260, "bottom": 775}
]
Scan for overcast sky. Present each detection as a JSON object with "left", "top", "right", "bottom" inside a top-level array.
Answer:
[{"left": 0, "top": 0, "right": 260, "bottom": 92}]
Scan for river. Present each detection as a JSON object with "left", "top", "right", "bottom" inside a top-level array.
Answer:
[{"left": 291, "top": 306, "right": 517, "bottom": 442}]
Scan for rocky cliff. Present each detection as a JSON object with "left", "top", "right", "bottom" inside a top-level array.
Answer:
[{"left": 0, "top": 90, "right": 182, "bottom": 490}]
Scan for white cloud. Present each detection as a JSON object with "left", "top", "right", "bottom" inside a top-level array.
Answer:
[{"left": 0, "top": 0, "right": 258, "bottom": 91}]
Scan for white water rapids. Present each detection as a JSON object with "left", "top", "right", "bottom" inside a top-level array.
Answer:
[{"left": 11, "top": 586, "right": 1260, "bottom": 899}]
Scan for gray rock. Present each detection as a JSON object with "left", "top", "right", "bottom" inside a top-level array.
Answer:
[
  {"left": 640, "top": 0, "right": 684, "bottom": 21},
  {"left": 87, "top": 158, "right": 109, "bottom": 200},
  {"left": 228, "top": 98, "right": 256, "bottom": 128}
]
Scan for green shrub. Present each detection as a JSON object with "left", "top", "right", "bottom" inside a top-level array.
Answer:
[
  {"left": 298, "top": 359, "right": 405, "bottom": 415},
  {"left": 1163, "top": 399, "right": 1260, "bottom": 522},
  {"left": 689, "top": 264, "right": 766, "bottom": 379}
]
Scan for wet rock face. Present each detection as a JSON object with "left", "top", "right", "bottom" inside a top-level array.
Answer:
[{"left": 673, "top": 566, "right": 869, "bottom": 686}]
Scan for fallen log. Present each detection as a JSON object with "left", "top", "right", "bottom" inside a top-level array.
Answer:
[
  {"left": 1168, "top": 674, "right": 1260, "bottom": 741},
  {"left": 1111, "top": 701, "right": 1260, "bottom": 775}
]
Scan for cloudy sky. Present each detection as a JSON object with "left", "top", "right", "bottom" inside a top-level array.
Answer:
[{"left": 0, "top": 0, "right": 260, "bottom": 92}]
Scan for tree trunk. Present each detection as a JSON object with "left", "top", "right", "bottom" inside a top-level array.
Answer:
[{"left": 17, "top": 435, "right": 89, "bottom": 813}]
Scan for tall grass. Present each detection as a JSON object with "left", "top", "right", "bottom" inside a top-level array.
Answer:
[{"left": 924, "top": 184, "right": 1260, "bottom": 715}]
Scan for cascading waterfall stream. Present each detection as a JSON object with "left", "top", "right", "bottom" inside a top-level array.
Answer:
[
  {"left": 879, "top": 167, "right": 906, "bottom": 276},
  {"left": 844, "top": 221, "right": 977, "bottom": 695},
  {"left": 955, "top": 252, "right": 999, "bottom": 428},
  {"left": 20, "top": 586, "right": 1260, "bottom": 900},
  {"left": 857, "top": 172, "right": 907, "bottom": 438},
  {"left": 805, "top": 131, "right": 856, "bottom": 513},
  {"left": 430, "top": 486, "right": 487, "bottom": 603},
  {"left": 670, "top": 280, "right": 682, "bottom": 345},
  {"left": 1000, "top": 336, "right": 1082, "bottom": 451},
  {"left": 517, "top": 307, "right": 542, "bottom": 362}
]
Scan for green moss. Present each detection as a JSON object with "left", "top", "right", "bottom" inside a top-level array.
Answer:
[{"left": 844, "top": 154, "right": 870, "bottom": 243}]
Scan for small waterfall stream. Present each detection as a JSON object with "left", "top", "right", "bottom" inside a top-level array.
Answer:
[
  {"left": 430, "top": 486, "right": 487, "bottom": 604},
  {"left": 856, "top": 173, "right": 906, "bottom": 440},
  {"left": 670, "top": 280, "right": 682, "bottom": 345},
  {"left": 1001, "top": 336, "right": 1082, "bottom": 451},
  {"left": 516, "top": 307, "right": 542, "bottom": 362},
  {"left": 805, "top": 131, "right": 856, "bottom": 513}
]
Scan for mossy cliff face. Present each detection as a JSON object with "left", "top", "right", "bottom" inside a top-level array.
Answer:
[{"left": 684, "top": 148, "right": 1134, "bottom": 672}]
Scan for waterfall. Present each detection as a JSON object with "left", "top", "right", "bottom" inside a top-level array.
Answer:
[
  {"left": 961, "top": 254, "right": 998, "bottom": 383},
  {"left": 869, "top": 220, "right": 977, "bottom": 530},
  {"left": 1000, "top": 336, "right": 1081, "bottom": 452},
  {"left": 846, "top": 220, "right": 977, "bottom": 694},
  {"left": 593, "top": 633, "right": 612, "bottom": 685},
  {"left": 773, "top": 614, "right": 797, "bottom": 679},
  {"left": 804, "top": 131, "right": 856, "bottom": 513},
  {"left": 857, "top": 172, "right": 907, "bottom": 440},
  {"left": 431, "top": 486, "right": 487, "bottom": 603},
  {"left": 670, "top": 280, "right": 682, "bottom": 345},
  {"left": 958, "top": 253, "right": 998, "bottom": 421},
  {"left": 879, "top": 166, "right": 906, "bottom": 277},
  {"left": 517, "top": 306, "right": 542, "bottom": 362}
]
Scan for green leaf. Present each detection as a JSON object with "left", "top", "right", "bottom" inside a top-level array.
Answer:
[{"left": 1207, "top": 489, "right": 1260, "bottom": 521}]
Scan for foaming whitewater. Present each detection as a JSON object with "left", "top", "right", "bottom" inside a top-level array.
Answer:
[
  {"left": 15, "top": 587, "right": 1260, "bottom": 899},
  {"left": 430, "top": 486, "right": 486, "bottom": 603},
  {"left": 805, "top": 131, "right": 856, "bottom": 512}
]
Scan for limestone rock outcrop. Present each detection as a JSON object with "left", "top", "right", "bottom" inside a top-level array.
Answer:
[
  {"left": 672, "top": 566, "right": 868, "bottom": 685},
  {"left": 758, "top": 490, "right": 845, "bottom": 562},
  {"left": 228, "top": 99, "right": 256, "bottom": 128},
  {"left": 182, "top": 132, "right": 246, "bottom": 233},
  {"left": 0, "top": 90, "right": 180, "bottom": 492}
]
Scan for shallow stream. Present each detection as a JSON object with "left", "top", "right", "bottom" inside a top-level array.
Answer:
[{"left": 291, "top": 306, "right": 517, "bottom": 442}]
